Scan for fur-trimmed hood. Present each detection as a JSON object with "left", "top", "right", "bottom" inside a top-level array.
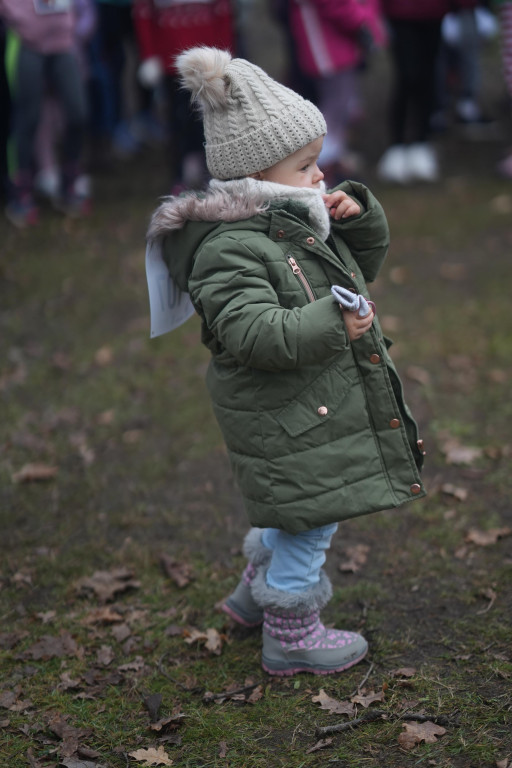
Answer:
[{"left": 147, "top": 177, "right": 330, "bottom": 243}]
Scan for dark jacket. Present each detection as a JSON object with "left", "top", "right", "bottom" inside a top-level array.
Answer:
[{"left": 148, "top": 178, "right": 426, "bottom": 534}]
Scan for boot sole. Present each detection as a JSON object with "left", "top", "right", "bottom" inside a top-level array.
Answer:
[{"left": 262, "top": 645, "right": 368, "bottom": 676}]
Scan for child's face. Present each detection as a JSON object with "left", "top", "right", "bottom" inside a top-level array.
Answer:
[{"left": 255, "top": 136, "right": 325, "bottom": 188}]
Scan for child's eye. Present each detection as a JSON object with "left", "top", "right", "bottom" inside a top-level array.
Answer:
[{"left": 300, "top": 164, "right": 310, "bottom": 172}]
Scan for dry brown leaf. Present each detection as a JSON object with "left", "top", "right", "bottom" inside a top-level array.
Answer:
[
  {"left": 148, "top": 713, "right": 186, "bottom": 733},
  {"left": 477, "top": 587, "right": 497, "bottom": 615},
  {"left": 183, "top": 627, "right": 224, "bottom": 655},
  {"left": 390, "top": 667, "right": 417, "bottom": 678},
  {"left": 24, "top": 632, "right": 78, "bottom": 661},
  {"left": 438, "top": 433, "right": 483, "bottom": 466},
  {"left": 312, "top": 689, "right": 356, "bottom": 716},
  {"left": 398, "top": 720, "right": 446, "bottom": 750},
  {"left": 440, "top": 483, "right": 468, "bottom": 502},
  {"left": 0, "top": 691, "right": 18, "bottom": 709},
  {"left": 75, "top": 567, "right": 140, "bottom": 603},
  {"left": 338, "top": 544, "right": 370, "bottom": 573},
  {"left": 81, "top": 607, "right": 124, "bottom": 625},
  {"left": 12, "top": 463, "right": 58, "bottom": 483},
  {"left": 128, "top": 746, "right": 173, "bottom": 766},
  {"left": 496, "top": 759, "right": 510, "bottom": 768},
  {"left": 351, "top": 689, "right": 385, "bottom": 708},
  {"left": 306, "top": 738, "right": 333, "bottom": 753},
  {"left": 466, "top": 527, "right": 512, "bottom": 546},
  {"left": 218, "top": 742, "right": 228, "bottom": 759},
  {"left": 247, "top": 685, "right": 264, "bottom": 703},
  {"left": 96, "top": 645, "right": 115, "bottom": 667},
  {"left": 160, "top": 554, "right": 194, "bottom": 588}
]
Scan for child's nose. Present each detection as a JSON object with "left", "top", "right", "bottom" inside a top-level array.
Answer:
[{"left": 314, "top": 165, "right": 324, "bottom": 182}]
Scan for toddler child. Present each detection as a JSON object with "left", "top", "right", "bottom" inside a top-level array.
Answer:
[{"left": 146, "top": 47, "right": 426, "bottom": 676}]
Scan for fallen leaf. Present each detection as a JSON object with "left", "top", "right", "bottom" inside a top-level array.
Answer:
[
  {"left": 36, "top": 610, "right": 56, "bottom": 624},
  {"left": 23, "top": 632, "right": 78, "bottom": 661},
  {"left": 312, "top": 689, "right": 356, "bottom": 716},
  {"left": 398, "top": 720, "right": 446, "bottom": 750},
  {"left": 61, "top": 759, "right": 104, "bottom": 768},
  {"left": 351, "top": 689, "right": 386, "bottom": 708},
  {"left": 183, "top": 627, "right": 224, "bottom": 656},
  {"left": 12, "top": 463, "right": 58, "bottom": 483},
  {"left": 0, "top": 691, "right": 18, "bottom": 709},
  {"left": 441, "top": 483, "right": 468, "bottom": 502},
  {"left": 338, "top": 544, "right": 370, "bottom": 573},
  {"left": 160, "top": 554, "right": 193, "bottom": 588},
  {"left": 81, "top": 607, "right": 124, "bottom": 625},
  {"left": 496, "top": 759, "right": 510, "bottom": 768},
  {"left": 466, "top": 527, "right": 512, "bottom": 546},
  {"left": 128, "top": 746, "right": 173, "bottom": 766},
  {"left": 438, "top": 433, "right": 483, "bottom": 466},
  {"left": 306, "top": 738, "right": 333, "bottom": 753},
  {"left": 96, "top": 645, "right": 115, "bottom": 667},
  {"left": 218, "top": 741, "right": 228, "bottom": 758},
  {"left": 148, "top": 713, "right": 186, "bottom": 732},
  {"left": 75, "top": 567, "right": 140, "bottom": 603},
  {"left": 390, "top": 667, "right": 417, "bottom": 678}
]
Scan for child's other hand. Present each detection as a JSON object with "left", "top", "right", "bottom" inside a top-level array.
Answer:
[
  {"left": 323, "top": 191, "right": 361, "bottom": 220},
  {"left": 341, "top": 307, "right": 374, "bottom": 341}
]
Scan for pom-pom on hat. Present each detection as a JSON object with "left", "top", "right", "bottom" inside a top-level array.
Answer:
[{"left": 175, "top": 47, "right": 327, "bottom": 180}]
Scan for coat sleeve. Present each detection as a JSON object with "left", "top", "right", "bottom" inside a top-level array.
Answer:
[
  {"left": 188, "top": 235, "right": 350, "bottom": 371},
  {"left": 331, "top": 180, "right": 390, "bottom": 283}
]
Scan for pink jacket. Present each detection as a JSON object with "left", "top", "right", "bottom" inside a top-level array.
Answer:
[
  {"left": 0, "top": 0, "right": 75, "bottom": 54},
  {"left": 290, "top": 0, "right": 386, "bottom": 77}
]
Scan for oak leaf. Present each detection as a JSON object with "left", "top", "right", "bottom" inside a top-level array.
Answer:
[
  {"left": 128, "top": 746, "right": 173, "bottom": 765},
  {"left": 312, "top": 689, "right": 356, "bottom": 716},
  {"left": 338, "top": 544, "right": 369, "bottom": 573},
  {"left": 351, "top": 689, "right": 385, "bottom": 708},
  {"left": 398, "top": 720, "right": 446, "bottom": 750},
  {"left": 160, "top": 554, "right": 193, "bottom": 588},
  {"left": 75, "top": 567, "right": 140, "bottom": 603}
]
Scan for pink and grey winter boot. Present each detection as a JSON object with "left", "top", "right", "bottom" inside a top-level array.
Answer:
[
  {"left": 251, "top": 568, "right": 368, "bottom": 676},
  {"left": 221, "top": 528, "right": 271, "bottom": 627}
]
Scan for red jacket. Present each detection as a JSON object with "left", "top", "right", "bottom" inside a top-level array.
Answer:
[
  {"left": 290, "top": 0, "right": 386, "bottom": 78},
  {"left": 133, "top": 0, "right": 234, "bottom": 74}
]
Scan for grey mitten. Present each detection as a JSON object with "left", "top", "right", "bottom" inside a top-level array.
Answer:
[{"left": 331, "top": 285, "right": 375, "bottom": 317}]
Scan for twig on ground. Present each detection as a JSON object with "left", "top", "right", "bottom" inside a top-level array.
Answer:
[
  {"left": 316, "top": 710, "right": 455, "bottom": 737},
  {"left": 203, "top": 682, "right": 262, "bottom": 702}
]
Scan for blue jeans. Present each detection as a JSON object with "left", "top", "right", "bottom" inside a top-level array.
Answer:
[{"left": 261, "top": 524, "right": 338, "bottom": 593}]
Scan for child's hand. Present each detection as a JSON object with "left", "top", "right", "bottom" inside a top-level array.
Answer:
[
  {"left": 323, "top": 191, "right": 361, "bottom": 220},
  {"left": 341, "top": 306, "right": 374, "bottom": 341}
]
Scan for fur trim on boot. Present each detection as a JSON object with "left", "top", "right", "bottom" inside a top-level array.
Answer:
[{"left": 221, "top": 529, "right": 272, "bottom": 627}]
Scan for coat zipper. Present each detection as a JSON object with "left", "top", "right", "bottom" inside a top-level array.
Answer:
[{"left": 287, "top": 256, "right": 316, "bottom": 303}]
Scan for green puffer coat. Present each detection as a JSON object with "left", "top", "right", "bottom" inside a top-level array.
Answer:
[{"left": 149, "top": 178, "right": 426, "bottom": 534}]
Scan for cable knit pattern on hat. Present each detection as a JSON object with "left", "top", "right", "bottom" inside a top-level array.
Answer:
[{"left": 175, "top": 47, "right": 327, "bottom": 180}]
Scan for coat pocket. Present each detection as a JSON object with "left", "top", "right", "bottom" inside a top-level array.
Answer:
[{"left": 275, "top": 361, "right": 353, "bottom": 438}]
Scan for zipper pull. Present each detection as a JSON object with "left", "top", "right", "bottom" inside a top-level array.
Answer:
[{"left": 288, "top": 256, "right": 301, "bottom": 274}]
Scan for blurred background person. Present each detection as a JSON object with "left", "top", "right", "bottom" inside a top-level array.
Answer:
[
  {"left": 133, "top": 0, "right": 235, "bottom": 193},
  {"left": 377, "top": 0, "right": 479, "bottom": 185},
  {"left": 289, "top": 0, "right": 386, "bottom": 186},
  {"left": 33, "top": 0, "right": 96, "bottom": 205},
  {"left": 0, "top": 0, "right": 89, "bottom": 227},
  {"left": 432, "top": 2, "right": 498, "bottom": 135},
  {"left": 0, "top": 18, "right": 10, "bottom": 203},
  {"left": 495, "top": 0, "right": 512, "bottom": 176}
]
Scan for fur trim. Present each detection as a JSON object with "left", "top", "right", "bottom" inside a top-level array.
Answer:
[
  {"left": 242, "top": 528, "right": 272, "bottom": 566},
  {"left": 250, "top": 566, "right": 332, "bottom": 614},
  {"left": 147, "top": 177, "right": 330, "bottom": 242},
  {"left": 175, "top": 47, "right": 232, "bottom": 111}
]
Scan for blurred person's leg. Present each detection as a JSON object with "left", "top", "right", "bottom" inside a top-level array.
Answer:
[
  {"left": 165, "top": 74, "right": 206, "bottom": 192},
  {"left": 5, "top": 40, "right": 44, "bottom": 225},
  {"left": 48, "top": 50, "right": 89, "bottom": 214}
]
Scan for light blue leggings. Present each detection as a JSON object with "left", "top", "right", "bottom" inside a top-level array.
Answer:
[{"left": 261, "top": 524, "right": 338, "bottom": 593}]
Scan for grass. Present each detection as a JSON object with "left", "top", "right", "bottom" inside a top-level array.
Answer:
[{"left": 1, "top": 119, "right": 512, "bottom": 767}]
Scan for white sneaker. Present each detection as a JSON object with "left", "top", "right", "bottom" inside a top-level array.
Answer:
[
  {"left": 377, "top": 145, "right": 410, "bottom": 184},
  {"left": 34, "top": 168, "right": 60, "bottom": 200},
  {"left": 407, "top": 143, "right": 439, "bottom": 182}
]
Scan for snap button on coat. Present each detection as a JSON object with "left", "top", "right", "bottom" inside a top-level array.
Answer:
[
  {"left": 389, "top": 418, "right": 400, "bottom": 429},
  {"left": 277, "top": 230, "right": 285, "bottom": 238},
  {"left": 317, "top": 405, "right": 328, "bottom": 416},
  {"left": 410, "top": 483, "right": 422, "bottom": 494},
  {"left": 306, "top": 236, "right": 315, "bottom": 245},
  {"left": 370, "top": 354, "right": 381, "bottom": 364}
]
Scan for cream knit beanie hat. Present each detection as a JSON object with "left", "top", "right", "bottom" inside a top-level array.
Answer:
[{"left": 175, "top": 47, "right": 327, "bottom": 180}]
